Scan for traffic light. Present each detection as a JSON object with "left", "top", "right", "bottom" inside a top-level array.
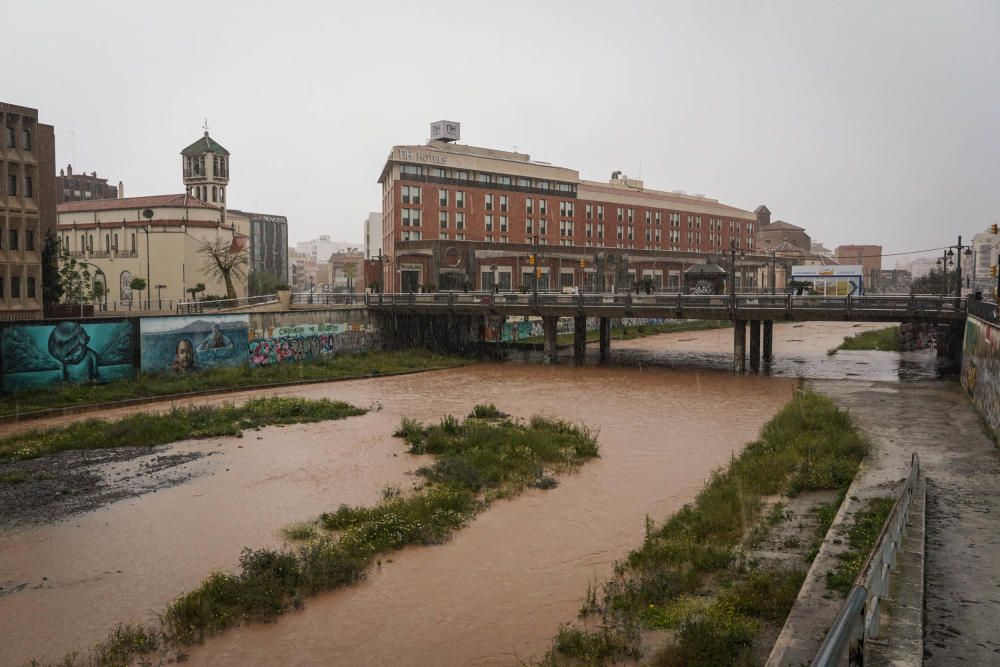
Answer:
[
  {"left": 579, "top": 259, "right": 586, "bottom": 268},
  {"left": 535, "top": 268, "right": 542, "bottom": 278},
  {"left": 528, "top": 254, "right": 535, "bottom": 266},
  {"left": 991, "top": 265, "right": 998, "bottom": 278},
  {"left": 992, "top": 224, "right": 999, "bottom": 235}
]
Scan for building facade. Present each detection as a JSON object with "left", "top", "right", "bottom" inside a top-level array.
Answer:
[
  {"left": 329, "top": 249, "right": 364, "bottom": 291},
  {"left": 1, "top": 102, "right": 56, "bottom": 320},
  {"left": 364, "top": 211, "right": 381, "bottom": 259},
  {"left": 834, "top": 245, "right": 882, "bottom": 286},
  {"left": 56, "top": 164, "right": 120, "bottom": 203},
  {"left": 229, "top": 209, "right": 289, "bottom": 293},
  {"left": 377, "top": 136, "right": 762, "bottom": 292}
]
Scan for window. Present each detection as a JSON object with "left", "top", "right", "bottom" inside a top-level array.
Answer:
[
  {"left": 456, "top": 191, "right": 465, "bottom": 208},
  {"left": 402, "top": 208, "right": 421, "bottom": 226},
  {"left": 598, "top": 223, "right": 605, "bottom": 240},
  {"left": 500, "top": 195, "right": 508, "bottom": 212},
  {"left": 517, "top": 177, "right": 531, "bottom": 187},
  {"left": 645, "top": 211, "right": 651, "bottom": 225},
  {"left": 400, "top": 164, "right": 421, "bottom": 177},
  {"left": 497, "top": 175, "right": 511, "bottom": 186},
  {"left": 628, "top": 225, "right": 634, "bottom": 241},
  {"left": 439, "top": 189, "right": 448, "bottom": 206},
  {"left": 131, "top": 233, "right": 136, "bottom": 253},
  {"left": 456, "top": 212, "right": 465, "bottom": 229},
  {"left": 645, "top": 229, "right": 651, "bottom": 242},
  {"left": 439, "top": 211, "right": 448, "bottom": 228},
  {"left": 456, "top": 233, "right": 465, "bottom": 240},
  {"left": 627, "top": 208, "right": 634, "bottom": 223},
  {"left": 670, "top": 212, "right": 680, "bottom": 226},
  {"left": 27, "top": 277, "right": 35, "bottom": 299},
  {"left": 687, "top": 215, "right": 694, "bottom": 228},
  {"left": 617, "top": 225, "right": 624, "bottom": 240},
  {"left": 7, "top": 174, "right": 16, "bottom": 196},
  {"left": 105, "top": 234, "right": 110, "bottom": 251},
  {"left": 538, "top": 220, "right": 548, "bottom": 236},
  {"left": 525, "top": 198, "right": 533, "bottom": 215},
  {"left": 485, "top": 215, "right": 493, "bottom": 231},
  {"left": 597, "top": 205, "right": 605, "bottom": 221},
  {"left": 212, "top": 186, "right": 217, "bottom": 202},
  {"left": 477, "top": 173, "right": 490, "bottom": 184},
  {"left": 402, "top": 185, "right": 420, "bottom": 204},
  {"left": 586, "top": 204, "right": 593, "bottom": 220},
  {"left": 655, "top": 211, "right": 661, "bottom": 225},
  {"left": 536, "top": 180, "right": 549, "bottom": 190},
  {"left": 525, "top": 218, "right": 534, "bottom": 235},
  {"left": 4, "top": 125, "right": 13, "bottom": 148},
  {"left": 500, "top": 215, "right": 508, "bottom": 232},
  {"left": 11, "top": 276, "right": 20, "bottom": 298},
  {"left": 539, "top": 199, "right": 547, "bottom": 215},
  {"left": 485, "top": 194, "right": 493, "bottom": 211},
  {"left": 452, "top": 170, "right": 468, "bottom": 180},
  {"left": 21, "top": 127, "right": 31, "bottom": 151},
  {"left": 25, "top": 176, "right": 33, "bottom": 198},
  {"left": 441, "top": 232, "right": 448, "bottom": 240},
  {"left": 586, "top": 222, "right": 593, "bottom": 238},
  {"left": 113, "top": 233, "right": 118, "bottom": 250},
  {"left": 9, "top": 228, "right": 18, "bottom": 250},
  {"left": 430, "top": 167, "right": 445, "bottom": 178},
  {"left": 485, "top": 234, "right": 494, "bottom": 242},
  {"left": 617, "top": 207, "right": 623, "bottom": 222},
  {"left": 560, "top": 220, "right": 574, "bottom": 236},
  {"left": 560, "top": 201, "right": 574, "bottom": 218}
]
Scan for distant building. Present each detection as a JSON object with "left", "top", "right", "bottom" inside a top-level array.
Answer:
[
  {"left": 289, "top": 250, "right": 330, "bottom": 292},
  {"left": 56, "top": 164, "right": 121, "bottom": 203},
  {"left": 296, "top": 235, "right": 359, "bottom": 262},
  {"left": 970, "top": 228, "right": 999, "bottom": 291},
  {"left": 907, "top": 256, "right": 937, "bottom": 280},
  {"left": 870, "top": 269, "right": 912, "bottom": 294},
  {"left": 757, "top": 220, "right": 811, "bottom": 255},
  {"left": 1, "top": 101, "right": 56, "bottom": 320},
  {"left": 329, "top": 249, "right": 364, "bottom": 291},
  {"left": 810, "top": 241, "right": 834, "bottom": 257},
  {"left": 364, "top": 211, "right": 381, "bottom": 259},
  {"left": 835, "top": 245, "right": 882, "bottom": 287},
  {"left": 228, "top": 209, "right": 289, "bottom": 293}
]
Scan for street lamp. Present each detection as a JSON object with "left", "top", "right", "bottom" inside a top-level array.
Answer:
[
  {"left": 309, "top": 276, "right": 315, "bottom": 304},
  {"left": 943, "top": 235, "right": 973, "bottom": 298},
  {"left": 141, "top": 208, "right": 153, "bottom": 308},
  {"left": 155, "top": 284, "right": 167, "bottom": 309},
  {"left": 768, "top": 249, "right": 778, "bottom": 295},
  {"left": 729, "top": 239, "right": 746, "bottom": 303}
]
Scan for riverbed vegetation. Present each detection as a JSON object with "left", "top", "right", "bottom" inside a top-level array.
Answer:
[
  {"left": 43, "top": 405, "right": 598, "bottom": 665},
  {"left": 0, "top": 397, "right": 366, "bottom": 463},
  {"left": 828, "top": 326, "right": 902, "bottom": 355},
  {"left": 0, "top": 349, "right": 466, "bottom": 418},
  {"left": 825, "top": 496, "right": 894, "bottom": 595},
  {"left": 543, "top": 390, "right": 870, "bottom": 666}
]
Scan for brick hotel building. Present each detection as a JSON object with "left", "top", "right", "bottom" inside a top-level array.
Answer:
[{"left": 377, "top": 127, "right": 762, "bottom": 293}]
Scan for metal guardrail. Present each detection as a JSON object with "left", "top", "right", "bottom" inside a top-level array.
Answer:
[
  {"left": 360, "top": 292, "right": 965, "bottom": 315},
  {"left": 811, "top": 452, "right": 922, "bottom": 667},
  {"left": 176, "top": 294, "right": 279, "bottom": 314}
]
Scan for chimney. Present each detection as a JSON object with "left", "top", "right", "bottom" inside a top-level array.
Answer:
[
  {"left": 118, "top": 181, "right": 124, "bottom": 199},
  {"left": 67, "top": 164, "right": 73, "bottom": 176}
]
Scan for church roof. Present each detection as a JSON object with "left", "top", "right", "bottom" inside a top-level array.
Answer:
[
  {"left": 57, "top": 193, "right": 216, "bottom": 213},
  {"left": 181, "top": 132, "right": 230, "bottom": 157},
  {"left": 765, "top": 220, "right": 805, "bottom": 232}
]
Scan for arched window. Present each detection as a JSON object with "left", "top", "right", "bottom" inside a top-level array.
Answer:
[
  {"left": 105, "top": 234, "right": 110, "bottom": 251},
  {"left": 121, "top": 271, "right": 133, "bottom": 301},
  {"left": 131, "top": 233, "right": 136, "bottom": 253},
  {"left": 213, "top": 156, "right": 219, "bottom": 175},
  {"left": 212, "top": 186, "right": 217, "bottom": 202},
  {"left": 113, "top": 233, "right": 118, "bottom": 250},
  {"left": 88, "top": 235, "right": 93, "bottom": 251},
  {"left": 220, "top": 187, "right": 225, "bottom": 203}
]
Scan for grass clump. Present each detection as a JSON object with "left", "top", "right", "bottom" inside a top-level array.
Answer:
[
  {"left": 0, "top": 397, "right": 366, "bottom": 463},
  {"left": 543, "top": 390, "right": 869, "bottom": 665},
  {"left": 825, "top": 496, "right": 895, "bottom": 595},
  {"left": 1, "top": 349, "right": 467, "bottom": 418},
  {"left": 64, "top": 407, "right": 598, "bottom": 663},
  {"left": 828, "top": 326, "right": 902, "bottom": 355},
  {"left": 469, "top": 402, "right": 506, "bottom": 419}
]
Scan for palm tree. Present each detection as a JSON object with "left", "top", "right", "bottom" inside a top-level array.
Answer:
[{"left": 199, "top": 237, "right": 248, "bottom": 299}]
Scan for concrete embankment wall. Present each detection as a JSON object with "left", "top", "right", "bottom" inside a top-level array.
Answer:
[{"left": 960, "top": 314, "right": 1000, "bottom": 433}]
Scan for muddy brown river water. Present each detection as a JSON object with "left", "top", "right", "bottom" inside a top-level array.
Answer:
[{"left": 0, "top": 321, "right": 946, "bottom": 665}]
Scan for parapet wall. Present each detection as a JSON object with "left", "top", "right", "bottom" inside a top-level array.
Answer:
[{"left": 961, "top": 314, "right": 1000, "bottom": 433}]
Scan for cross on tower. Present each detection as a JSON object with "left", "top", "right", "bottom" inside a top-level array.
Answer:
[{"left": 202, "top": 118, "right": 209, "bottom": 134}]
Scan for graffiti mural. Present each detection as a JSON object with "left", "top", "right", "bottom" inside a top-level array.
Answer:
[
  {"left": 1, "top": 320, "right": 135, "bottom": 391},
  {"left": 248, "top": 322, "right": 378, "bottom": 366},
  {"left": 483, "top": 317, "right": 672, "bottom": 343},
  {"left": 140, "top": 315, "right": 249, "bottom": 374},
  {"left": 962, "top": 316, "right": 1000, "bottom": 434}
]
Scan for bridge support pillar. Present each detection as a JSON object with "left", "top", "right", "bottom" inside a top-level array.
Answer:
[
  {"left": 599, "top": 317, "right": 611, "bottom": 362},
  {"left": 573, "top": 316, "right": 587, "bottom": 366},
  {"left": 763, "top": 320, "right": 773, "bottom": 361},
  {"left": 543, "top": 316, "right": 559, "bottom": 364},
  {"left": 734, "top": 319, "right": 747, "bottom": 372},
  {"left": 749, "top": 320, "right": 761, "bottom": 372}
]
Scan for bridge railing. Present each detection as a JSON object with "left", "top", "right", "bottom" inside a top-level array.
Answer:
[
  {"left": 177, "top": 294, "right": 279, "bottom": 314},
  {"left": 811, "top": 453, "right": 922, "bottom": 667}
]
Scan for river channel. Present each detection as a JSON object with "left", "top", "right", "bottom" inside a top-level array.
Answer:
[{"left": 0, "top": 321, "right": 945, "bottom": 665}]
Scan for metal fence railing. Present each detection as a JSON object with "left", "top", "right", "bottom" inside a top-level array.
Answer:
[
  {"left": 811, "top": 453, "right": 922, "bottom": 667},
  {"left": 968, "top": 299, "right": 998, "bottom": 323},
  {"left": 176, "top": 294, "right": 278, "bottom": 315}
]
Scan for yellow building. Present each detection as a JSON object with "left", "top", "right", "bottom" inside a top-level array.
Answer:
[{"left": 55, "top": 132, "right": 250, "bottom": 307}]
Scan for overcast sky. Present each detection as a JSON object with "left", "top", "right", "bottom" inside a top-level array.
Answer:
[{"left": 7, "top": 0, "right": 999, "bottom": 263}]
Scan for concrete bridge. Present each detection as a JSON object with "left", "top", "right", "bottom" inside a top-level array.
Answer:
[{"left": 315, "top": 291, "right": 967, "bottom": 371}]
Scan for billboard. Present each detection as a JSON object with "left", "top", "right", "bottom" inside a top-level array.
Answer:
[
  {"left": 2, "top": 320, "right": 135, "bottom": 392},
  {"left": 791, "top": 265, "right": 864, "bottom": 296},
  {"left": 140, "top": 314, "right": 249, "bottom": 374}
]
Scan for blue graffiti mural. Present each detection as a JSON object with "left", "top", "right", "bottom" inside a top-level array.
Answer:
[
  {"left": 2, "top": 320, "right": 135, "bottom": 391},
  {"left": 248, "top": 323, "right": 377, "bottom": 366},
  {"left": 140, "top": 315, "right": 249, "bottom": 374}
]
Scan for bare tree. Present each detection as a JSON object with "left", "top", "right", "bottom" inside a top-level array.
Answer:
[{"left": 199, "top": 237, "right": 248, "bottom": 299}]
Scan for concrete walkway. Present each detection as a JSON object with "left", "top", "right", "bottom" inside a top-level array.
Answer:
[{"left": 811, "top": 380, "right": 1000, "bottom": 665}]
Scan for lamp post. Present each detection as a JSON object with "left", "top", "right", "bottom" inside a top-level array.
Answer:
[
  {"left": 531, "top": 235, "right": 539, "bottom": 302},
  {"left": 729, "top": 239, "right": 745, "bottom": 304},
  {"left": 937, "top": 251, "right": 954, "bottom": 297},
  {"left": 155, "top": 284, "right": 167, "bottom": 309},
  {"left": 768, "top": 250, "right": 778, "bottom": 295},
  {"left": 309, "top": 276, "right": 315, "bottom": 304},
  {"left": 141, "top": 208, "right": 153, "bottom": 309}
]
